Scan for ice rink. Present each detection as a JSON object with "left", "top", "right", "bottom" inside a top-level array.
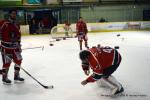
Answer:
[{"left": 0, "top": 31, "right": 150, "bottom": 100}]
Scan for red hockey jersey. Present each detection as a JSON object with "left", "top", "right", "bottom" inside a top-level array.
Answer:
[
  {"left": 76, "top": 20, "right": 88, "bottom": 34},
  {"left": 0, "top": 19, "right": 21, "bottom": 48},
  {"left": 86, "top": 46, "right": 121, "bottom": 82}
]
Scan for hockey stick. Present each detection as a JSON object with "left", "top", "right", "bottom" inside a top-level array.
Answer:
[
  {"left": 22, "top": 46, "right": 44, "bottom": 51},
  {"left": 0, "top": 67, "right": 53, "bottom": 89},
  {"left": 0, "top": 50, "right": 53, "bottom": 89},
  {"left": 20, "top": 67, "right": 53, "bottom": 89}
]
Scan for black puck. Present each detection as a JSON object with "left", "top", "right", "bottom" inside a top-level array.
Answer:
[
  {"left": 114, "top": 46, "right": 119, "bottom": 49},
  {"left": 63, "top": 37, "right": 66, "bottom": 40},
  {"left": 117, "top": 34, "right": 120, "bottom": 37},
  {"left": 56, "top": 39, "right": 60, "bottom": 41},
  {"left": 50, "top": 43, "right": 54, "bottom": 46}
]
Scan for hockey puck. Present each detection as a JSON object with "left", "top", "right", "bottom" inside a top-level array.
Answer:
[
  {"left": 50, "top": 43, "right": 54, "bottom": 46},
  {"left": 114, "top": 46, "right": 120, "bottom": 49},
  {"left": 116, "top": 34, "right": 120, "bottom": 37},
  {"left": 56, "top": 39, "right": 60, "bottom": 41},
  {"left": 63, "top": 37, "right": 66, "bottom": 40}
]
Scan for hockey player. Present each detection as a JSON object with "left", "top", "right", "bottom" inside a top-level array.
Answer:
[
  {"left": 76, "top": 17, "right": 89, "bottom": 50},
  {"left": 79, "top": 44, "right": 124, "bottom": 95},
  {"left": 0, "top": 10, "right": 24, "bottom": 84},
  {"left": 64, "top": 21, "right": 71, "bottom": 37}
]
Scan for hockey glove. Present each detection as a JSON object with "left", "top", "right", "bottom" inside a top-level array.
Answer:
[{"left": 81, "top": 80, "right": 89, "bottom": 86}]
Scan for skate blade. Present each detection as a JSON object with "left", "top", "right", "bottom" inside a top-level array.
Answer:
[
  {"left": 3, "top": 82, "right": 12, "bottom": 85},
  {"left": 14, "top": 80, "right": 24, "bottom": 84}
]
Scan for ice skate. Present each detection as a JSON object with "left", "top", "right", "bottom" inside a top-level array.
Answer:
[{"left": 112, "top": 86, "right": 124, "bottom": 95}]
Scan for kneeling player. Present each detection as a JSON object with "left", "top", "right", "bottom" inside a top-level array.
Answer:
[{"left": 79, "top": 45, "right": 124, "bottom": 95}]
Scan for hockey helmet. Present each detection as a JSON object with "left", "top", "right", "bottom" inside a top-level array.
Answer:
[{"left": 79, "top": 50, "right": 91, "bottom": 61}]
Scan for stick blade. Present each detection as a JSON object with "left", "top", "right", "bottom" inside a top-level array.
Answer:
[{"left": 44, "top": 85, "right": 54, "bottom": 89}]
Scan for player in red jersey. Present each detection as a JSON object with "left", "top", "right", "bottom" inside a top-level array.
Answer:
[
  {"left": 0, "top": 10, "right": 24, "bottom": 84},
  {"left": 79, "top": 44, "right": 124, "bottom": 95},
  {"left": 76, "top": 17, "right": 89, "bottom": 50}
]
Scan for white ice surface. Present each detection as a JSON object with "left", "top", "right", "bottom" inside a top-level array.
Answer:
[{"left": 0, "top": 31, "right": 150, "bottom": 100}]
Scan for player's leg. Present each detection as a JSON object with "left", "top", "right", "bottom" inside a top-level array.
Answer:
[
  {"left": 90, "top": 72, "right": 123, "bottom": 95},
  {"left": 107, "top": 75, "right": 124, "bottom": 95},
  {"left": 85, "top": 40, "right": 89, "bottom": 49},
  {"left": 92, "top": 73, "right": 121, "bottom": 94},
  {"left": 65, "top": 30, "right": 68, "bottom": 37},
  {"left": 13, "top": 49, "right": 24, "bottom": 82},
  {"left": 65, "top": 27, "right": 69, "bottom": 37},
  {"left": 78, "top": 35, "right": 83, "bottom": 50},
  {"left": 84, "top": 34, "right": 89, "bottom": 49},
  {"left": 96, "top": 75, "right": 123, "bottom": 95},
  {"left": 1, "top": 48, "right": 12, "bottom": 84},
  {"left": 103, "top": 67, "right": 123, "bottom": 94},
  {"left": 102, "top": 77, "right": 119, "bottom": 94},
  {"left": 96, "top": 78, "right": 110, "bottom": 88},
  {"left": 79, "top": 41, "right": 82, "bottom": 50}
]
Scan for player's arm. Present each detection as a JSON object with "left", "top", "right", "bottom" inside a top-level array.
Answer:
[
  {"left": 0, "top": 32, "right": 1, "bottom": 40},
  {"left": 81, "top": 60, "right": 90, "bottom": 76},
  {"left": 76, "top": 23, "right": 79, "bottom": 34},
  {"left": 75, "top": 23, "right": 80, "bottom": 37},
  {"left": 0, "top": 21, "right": 7, "bottom": 40},
  {"left": 0, "top": 20, "right": 3, "bottom": 40},
  {"left": 84, "top": 22, "right": 88, "bottom": 34},
  {"left": 81, "top": 69, "right": 103, "bottom": 85},
  {"left": 0, "top": 28, "right": 1, "bottom": 40}
]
